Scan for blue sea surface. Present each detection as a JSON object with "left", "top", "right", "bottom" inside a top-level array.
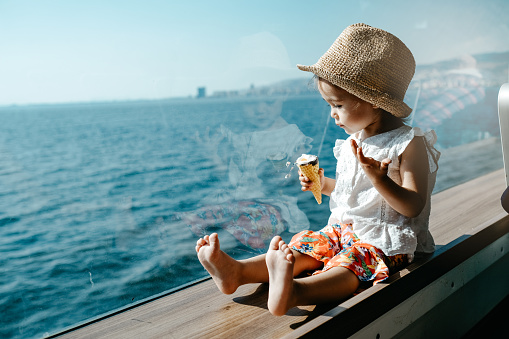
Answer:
[{"left": 0, "top": 92, "right": 502, "bottom": 338}]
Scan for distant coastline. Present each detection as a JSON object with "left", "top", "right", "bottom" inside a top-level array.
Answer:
[{"left": 1, "top": 50, "right": 507, "bottom": 108}]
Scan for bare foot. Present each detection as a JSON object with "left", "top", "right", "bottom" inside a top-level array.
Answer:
[
  {"left": 266, "top": 236, "right": 296, "bottom": 316},
  {"left": 196, "top": 233, "right": 242, "bottom": 294}
]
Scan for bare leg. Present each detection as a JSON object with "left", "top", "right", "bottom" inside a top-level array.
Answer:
[
  {"left": 196, "top": 233, "right": 322, "bottom": 295},
  {"left": 266, "top": 237, "right": 359, "bottom": 316},
  {"left": 292, "top": 266, "right": 359, "bottom": 306}
]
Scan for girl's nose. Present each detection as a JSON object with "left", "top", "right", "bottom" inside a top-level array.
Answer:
[{"left": 330, "top": 108, "right": 338, "bottom": 119}]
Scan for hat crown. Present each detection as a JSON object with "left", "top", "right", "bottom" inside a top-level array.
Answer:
[{"left": 298, "top": 23, "right": 416, "bottom": 118}]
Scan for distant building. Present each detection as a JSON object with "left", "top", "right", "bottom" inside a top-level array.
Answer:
[
  {"left": 197, "top": 87, "right": 206, "bottom": 98},
  {"left": 211, "top": 90, "right": 240, "bottom": 98}
]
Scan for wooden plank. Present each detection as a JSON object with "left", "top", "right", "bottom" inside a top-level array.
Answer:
[
  {"left": 56, "top": 281, "right": 328, "bottom": 339},
  {"left": 429, "top": 168, "right": 506, "bottom": 245},
  {"left": 53, "top": 169, "right": 507, "bottom": 339}
]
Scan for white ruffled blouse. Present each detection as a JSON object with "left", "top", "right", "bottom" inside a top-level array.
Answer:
[{"left": 328, "top": 125, "right": 440, "bottom": 257}]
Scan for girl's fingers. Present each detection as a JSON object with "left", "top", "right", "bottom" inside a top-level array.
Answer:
[
  {"left": 357, "top": 146, "right": 364, "bottom": 159},
  {"left": 351, "top": 140, "right": 393, "bottom": 178},
  {"left": 299, "top": 171, "right": 310, "bottom": 183},
  {"left": 356, "top": 146, "right": 370, "bottom": 164},
  {"left": 298, "top": 169, "right": 307, "bottom": 180},
  {"left": 351, "top": 139, "right": 369, "bottom": 164},
  {"left": 381, "top": 158, "right": 392, "bottom": 170},
  {"left": 350, "top": 139, "right": 358, "bottom": 155},
  {"left": 301, "top": 183, "right": 311, "bottom": 191},
  {"left": 356, "top": 148, "right": 382, "bottom": 168}
]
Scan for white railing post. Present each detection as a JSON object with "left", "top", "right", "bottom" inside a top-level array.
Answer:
[{"left": 498, "top": 83, "right": 509, "bottom": 186}]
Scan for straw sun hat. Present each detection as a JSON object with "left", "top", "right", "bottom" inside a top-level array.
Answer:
[{"left": 297, "top": 23, "right": 415, "bottom": 118}]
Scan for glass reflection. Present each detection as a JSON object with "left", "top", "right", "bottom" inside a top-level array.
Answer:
[
  {"left": 183, "top": 95, "right": 313, "bottom": 252},
  {"left": 0, "top": 1, "right": 507, "bottom": 338}
]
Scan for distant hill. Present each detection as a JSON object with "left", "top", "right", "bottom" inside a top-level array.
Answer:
[{"left": 209, "top": 51, "right": 509, "bottom": 98}]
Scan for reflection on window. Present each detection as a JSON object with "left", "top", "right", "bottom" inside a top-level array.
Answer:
[
  {"left": 410, "top": 53, "right": 504, "bottom": 191},
  {"left": 181, "top": 95, "right": 314, "bottom": 253},
  {"left": 1, "top": 4, "right": 508, "bottom": 339}
]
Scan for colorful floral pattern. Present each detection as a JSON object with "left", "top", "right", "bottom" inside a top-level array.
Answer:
[
  {"left": 289, "top": 223, "right": 407, "bottom": 284},
  {"left": 185, "top": 201, "right": 286, "bottom": 252}
]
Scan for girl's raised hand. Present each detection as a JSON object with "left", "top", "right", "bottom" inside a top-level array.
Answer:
[{"left": 351, "top": 139, "right": 391, "bottom": 183}]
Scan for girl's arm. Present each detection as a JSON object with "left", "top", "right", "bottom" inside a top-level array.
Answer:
[
  {"left": 351, "top": 137, "right": 429, "bottom": 218},
  {"left": 299, "top": 168, "right": 336, "bottom": 197}
]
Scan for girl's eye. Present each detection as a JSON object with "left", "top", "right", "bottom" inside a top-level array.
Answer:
[{"left": 334, "top": 105, "right": 342, "bottom": 108}]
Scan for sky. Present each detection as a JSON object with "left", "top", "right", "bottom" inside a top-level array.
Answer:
[{"left": 1, "top": 0, "right": 508, "bottom": 105}]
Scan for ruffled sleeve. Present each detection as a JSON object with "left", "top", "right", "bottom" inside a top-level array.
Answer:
[
  {"left": 415, "top": 128, "right": 440, "bottom": 174},
  {"left": 393, "top": 127, "right": 440, "bottom": 174},
  {"left": 333, "top": 139, "right": 346, "bottom": 160}
]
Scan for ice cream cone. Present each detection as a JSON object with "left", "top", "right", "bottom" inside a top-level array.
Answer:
[{"left": 296, "top": 154, "right": 322, "bottom": 204}]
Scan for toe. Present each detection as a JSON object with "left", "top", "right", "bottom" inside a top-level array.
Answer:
[
  {"left": 280, "top": 242, "right": 288, "bottom": 252},
  {"left": 283, "top": 247, "right": 294, "bottom": 263},
  {"left": 269, "top": 236, "right": 282, "bottom": 250},
  {"left": 209, "top": 233, "right": 219, "bottom": 247}
]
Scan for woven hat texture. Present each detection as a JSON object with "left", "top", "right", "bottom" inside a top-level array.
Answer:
[{"left": 297, "top": 23, "right": 415, "bottom": 118}]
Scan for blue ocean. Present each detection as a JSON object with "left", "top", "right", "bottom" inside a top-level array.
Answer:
[{"left": 0, "top": 91, "right": 502, "bottom": 338}]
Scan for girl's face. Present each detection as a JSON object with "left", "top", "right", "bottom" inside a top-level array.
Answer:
[{"left": 318, "top": 79, "right": 380, "bottom": 136}]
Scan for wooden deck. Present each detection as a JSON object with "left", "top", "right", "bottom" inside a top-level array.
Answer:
[{"left": 51, "top": 169, "right": 509, "bottom": 338}]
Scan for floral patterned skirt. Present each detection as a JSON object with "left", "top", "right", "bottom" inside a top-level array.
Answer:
[{"left": 289, "top": 223, "right": 408, "bottom": 284}]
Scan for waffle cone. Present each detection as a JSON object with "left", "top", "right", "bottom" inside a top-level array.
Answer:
[{"left": 298, "top": 163, "right": 322, "bottom": 204}]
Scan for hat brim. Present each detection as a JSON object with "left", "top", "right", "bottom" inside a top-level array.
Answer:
[{"left": 297, "top": 64, "right": 412, "bottom": 118}]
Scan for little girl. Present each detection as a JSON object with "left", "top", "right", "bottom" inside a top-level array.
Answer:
[{"left": 195, "top": 23, "right": 440, "bottom": 316}]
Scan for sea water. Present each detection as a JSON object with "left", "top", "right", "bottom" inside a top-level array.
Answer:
[{"left": 0, "top": 92, "right": 502, "bottom": 338}]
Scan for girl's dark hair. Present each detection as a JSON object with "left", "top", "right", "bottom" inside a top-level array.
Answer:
[{"left": 308, "top": 74, "right": 320, "bottom": 90}]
